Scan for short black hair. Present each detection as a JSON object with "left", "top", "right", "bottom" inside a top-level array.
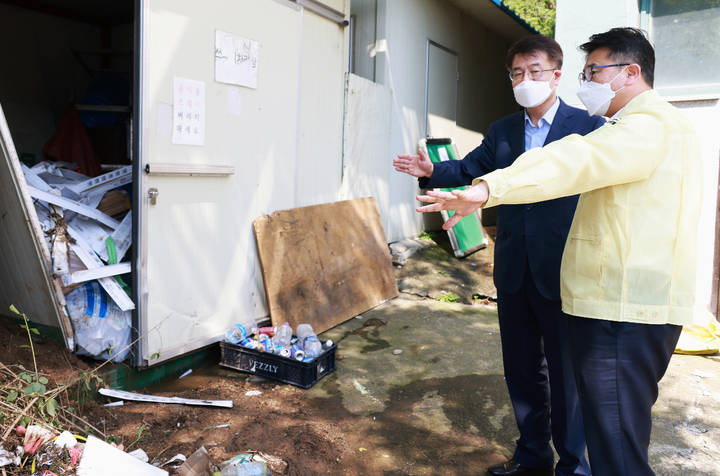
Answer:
[
  {"left": 579, "top": 27, "right": 655, "bottom": 87},
  {"left": 506, "top": 35, "right": 563, "bottom": 71}
]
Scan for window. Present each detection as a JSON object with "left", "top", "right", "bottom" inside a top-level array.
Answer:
[{"left": 648, "top": 0, "right": 720, "bottom": 96}]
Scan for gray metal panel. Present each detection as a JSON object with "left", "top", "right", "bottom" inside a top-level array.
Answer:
[{"left": 0, "top": 102, "right": 70, "bottom": 344}]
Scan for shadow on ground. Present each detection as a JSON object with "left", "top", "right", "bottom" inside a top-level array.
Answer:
[{"left": 305, "top": 234, "right": 720, "bottom": 475}]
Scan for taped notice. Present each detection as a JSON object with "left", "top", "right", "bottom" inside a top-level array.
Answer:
[
  {"left": 98, "top": 388, "right": 233, "bottom": 408},
  {"left": 215, "top": 30, "right": 258, "bottom": 89},
  {"left": 172, "top": 77, "right": 205, "bottom": 146},
  {"left": 28, "top": 187, "right": 119, "bottom": 229},
  {"left": 65, "top": 225, "right": 135, "bottom": 311}
]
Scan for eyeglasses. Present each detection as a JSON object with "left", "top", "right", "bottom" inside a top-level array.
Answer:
[
  {"left": 578, "top": 63, "right": 630, "bottom": 85},
  {"left": 508, "top": 68, "right": 556, "bottom": 82}
]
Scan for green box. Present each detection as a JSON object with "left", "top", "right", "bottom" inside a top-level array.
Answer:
[{"left": 421, "top": 138, "right": 488, "bottom": 258}]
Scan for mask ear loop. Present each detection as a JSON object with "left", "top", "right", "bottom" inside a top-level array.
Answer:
[
  {"left": 549, "top": 71, "right": 558, "bottom": 93},
  {"left": 609, "top": 66, "right": 629, "bottom": 94}
]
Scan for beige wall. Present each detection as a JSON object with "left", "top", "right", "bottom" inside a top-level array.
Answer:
[{"left": 364, "top": 0, "right": 524, "bottom": 241}]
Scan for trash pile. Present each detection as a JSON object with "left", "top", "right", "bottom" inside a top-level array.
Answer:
[
  {"left": 22, "top": 161, "right": 134, "bottom": 362},
  {"left": 174, "top": 447, "right": 288, "bottom": 476},
  {"left": 0, "top": 359, "right": 291, "bottom": 476},
  {"left": 225, "top": 321, "right": 333, "bottom": 362},
  {"left": 1, "top": 424, "right": 288, "bottom": 475}
]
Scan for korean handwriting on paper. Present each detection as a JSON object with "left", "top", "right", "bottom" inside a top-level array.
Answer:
[
  {"left": 235, "top": 42, "right": 257, "bottom": 68},
  {"left": 172, "top": 77, "right": 205, "bottom": 146}
]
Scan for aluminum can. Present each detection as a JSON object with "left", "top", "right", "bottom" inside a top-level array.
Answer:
[
  {"left": 258, "top": 335, "right": 273, "bottom": 352},
  {"left": 240, "top": 337, "right": 258, "bottom": 350},
  {"left": 278, "top": 347, "right": 291, "bottom": 358},
  {"left": 290, "top": 343, "right": 306, "bottom": 361}
]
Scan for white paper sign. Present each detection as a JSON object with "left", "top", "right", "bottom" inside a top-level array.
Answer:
[
  {"left": 172, "top": 77, "right": 205, "bottom": 146},
  {"left": 215, "top": 30, "right": 258, "bottom": 89}
]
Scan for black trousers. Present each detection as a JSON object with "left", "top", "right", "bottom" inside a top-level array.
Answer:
[
  {"left": 496, "top": 261, "right": 590, "bottom": 476},
  {"left": 566, "top": 315, "right": 682, "bottom": 476}
]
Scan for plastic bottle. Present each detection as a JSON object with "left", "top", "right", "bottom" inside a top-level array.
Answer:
[
  {"left": 225, "top": 319, "right": 259, "bottom": 344},
  {"left": 220, "top": 461, "right": 269, "bottom": 476},
  {"left": 296, "top": 323, "right": 323, "bottom": 359},
  {"left": 272, "top": 322, "right": 293, "bottom": 348}
]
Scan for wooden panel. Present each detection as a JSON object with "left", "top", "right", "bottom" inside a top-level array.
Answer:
[{"left": 254, "top": 197, "right": 399, "bottom": 334}]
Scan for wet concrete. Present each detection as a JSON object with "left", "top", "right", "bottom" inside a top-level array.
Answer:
[
  {"left": 147, "top": 232, "right": 720, "bottom": 475},
  {"left": 307, "top": 294, "right": 720, "bottom": 476}
]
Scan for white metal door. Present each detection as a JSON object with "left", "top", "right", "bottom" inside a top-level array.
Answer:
[{"left": 137, "top": 0, "right": 303, "bottom": 365}]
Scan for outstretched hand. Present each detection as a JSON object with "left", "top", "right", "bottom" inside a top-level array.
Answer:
[
  {"left": 394, "top": 148, "right": 434, "bottom": 178},
  {"left": 416, "top": 182, "right": 490, "bottom": 230}
]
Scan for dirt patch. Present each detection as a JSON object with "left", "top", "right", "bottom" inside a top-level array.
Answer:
[
  {"left": 395, "top": 228, "right": 498, "bottom": 305},
  {"left": 0, "top": 229, "right": 501, "bottom": 476}
]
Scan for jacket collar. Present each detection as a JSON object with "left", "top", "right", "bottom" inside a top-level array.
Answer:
[
  {"left": 511, "top": 98, "right": 571, "bottom": 156},
  {"left": 544, "top": 98, "right": 573, "bottom": 146},
  {"left": 614, "top": 89, "right": 661, "bottom": 118}
]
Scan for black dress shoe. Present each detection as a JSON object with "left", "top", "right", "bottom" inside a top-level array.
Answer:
[{"left": 487, "top": 459, "right": 554, "bottom": 476}]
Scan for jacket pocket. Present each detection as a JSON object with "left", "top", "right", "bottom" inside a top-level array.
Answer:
[{"left": 563, "top": 224, "right": 606, "bottom": 296}]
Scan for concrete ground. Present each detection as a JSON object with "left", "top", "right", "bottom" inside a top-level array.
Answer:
[{"left": 309, "top": 236, "right": 720, "bottom": 476}]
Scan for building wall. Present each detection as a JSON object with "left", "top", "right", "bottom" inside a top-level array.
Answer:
[
  {"left": 367, "top": 0, "right": 522, "bottom": 242},
  {"left": 555, "top": 0, "right": 720, "bottom": 321}
]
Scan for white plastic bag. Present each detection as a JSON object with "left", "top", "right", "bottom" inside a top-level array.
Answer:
[{"left": 65, "top": 282, "right": 132, "bottom": 362}]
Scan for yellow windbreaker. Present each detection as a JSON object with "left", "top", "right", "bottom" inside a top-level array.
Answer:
[{"left": 477, "top": 90, "right": 702, "bottom": 326}]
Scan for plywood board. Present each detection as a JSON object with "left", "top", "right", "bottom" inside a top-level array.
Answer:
[{"left": 254, "top": 197, "right": 399, "bottom": 334}]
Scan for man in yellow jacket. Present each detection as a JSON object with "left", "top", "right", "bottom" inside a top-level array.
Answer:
[{"left": 416, "top": 27, "right": 702, "bottom": 476}]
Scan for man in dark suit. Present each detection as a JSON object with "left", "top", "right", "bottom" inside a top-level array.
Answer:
[{"left": 394, "top": 36, "right": 605, "bottom": 476}]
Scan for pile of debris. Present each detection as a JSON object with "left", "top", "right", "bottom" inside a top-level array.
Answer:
[
  {"left": 1, "top": 417, "right": 287, "bottom": 475},
  {"left": 23, "top": 161, "right": 134, "bottom": 363}
]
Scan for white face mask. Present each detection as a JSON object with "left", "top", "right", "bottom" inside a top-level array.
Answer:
[
  {"left": 576, "top": 66, "right": 629, "bottom": 116},
  {"left": 513, "top": 78, "right": 556, "bottom": 109}
]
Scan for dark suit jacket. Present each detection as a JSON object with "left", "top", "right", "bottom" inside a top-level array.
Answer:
[{"left": 420, "top": 99, "right": 606, "bottom": 300}]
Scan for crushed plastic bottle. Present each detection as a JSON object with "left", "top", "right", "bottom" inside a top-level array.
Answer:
[
  {"left": 296, "top": 323, "right": 322, "bottom": 359},
  {"left": 225, "top": 319, "right": 259, "bottom": 345},
  {"left": 220, "top": 460, "right": 269, "bottom": 476},
  {"left": 272, "top": 322, "right": 293, "bottom": 348}
]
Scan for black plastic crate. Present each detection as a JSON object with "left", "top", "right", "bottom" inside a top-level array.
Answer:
[{"left": 219, "top": 340, "right": 337, "bottom": 389}]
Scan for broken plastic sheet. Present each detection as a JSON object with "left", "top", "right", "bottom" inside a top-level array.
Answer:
[
  {"left": 98, "top": 210, "right": 132, "bottom": 262},
  {"left": 66, "top": 225, "right": 134, "bottom": 311},
  {"left": 28, "top": 186, "right": 120, "bottom": 229},
  {"left": 69, "top": 165, "right": 132, "bottom": 199},
  {"left": 98, "top": 388, "right": 233, "bottom": 408},
  {"left": 61, "top": 262, "right": 131, "bottom": 286},
  {"left": 77, "top": 435, "right": 168, "bottom": 476}
]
